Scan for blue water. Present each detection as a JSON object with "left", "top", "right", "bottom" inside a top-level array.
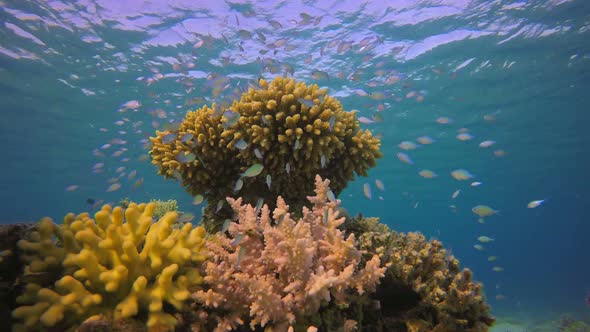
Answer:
[{"left": 1, "top": 0, "right": 589, "bottom": 327}]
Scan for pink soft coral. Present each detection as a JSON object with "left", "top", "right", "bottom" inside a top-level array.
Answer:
[{"left": 190, "top": 175, "right": 385, "bottom": 332}]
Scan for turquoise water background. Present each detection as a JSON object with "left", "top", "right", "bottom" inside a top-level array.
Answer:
[{"left": 1, "top": 0, "right": 589, "bottom": 326}]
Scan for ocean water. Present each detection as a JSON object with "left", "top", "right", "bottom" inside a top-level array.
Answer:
[{"left": 1, "top": 0, "right": 589, "bottom": 329}]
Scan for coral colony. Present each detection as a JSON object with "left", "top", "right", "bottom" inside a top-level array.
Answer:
[{"left": 10, "top": 78, "right": 494, "bottom": 331}]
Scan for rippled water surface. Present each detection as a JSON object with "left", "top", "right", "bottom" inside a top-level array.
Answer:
[{"left": 1, "top": 0, "right": 589, "bottom": 328}]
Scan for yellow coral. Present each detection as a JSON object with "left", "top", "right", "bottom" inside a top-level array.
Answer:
[
  {"left": 150, "top": 77, "right": 382, "bottom": 231},
  {"left": 13, "top": 202, "right": 207, "bottom": 332},
  {"left": 383, "top": 232, "right": 494, "bottom": 331}
]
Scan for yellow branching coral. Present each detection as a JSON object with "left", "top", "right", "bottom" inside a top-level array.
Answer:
[
  {"left": 380, "top": 232, "right": 494, "bottom": 331},
  {"left": 150, "top": 77, "right": 382, "bottom": 231},
  {"left": 190, "top": 175, "right": 386, "bottom": 332},
  {"left": 13, "top": 203, "right": 207, "bottom": 332},
  {"left": 150, "top": 104, "right": 242, "bottom": 200}
]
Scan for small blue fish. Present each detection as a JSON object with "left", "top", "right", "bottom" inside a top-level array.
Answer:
[
  {"left": 297, "top": 98, "right": 314, "bottom": 108},
  {"left": 133, "top": 178, "right": 144, "bottom": 189},
  {"left": 222, "top": 219, "right": 231, "bottom": 232},
  {"left": 327, "top": 189, "right": 336, "bottom": 202},
  {"left": 311, "top": 70, "right": 329, "bottom": 80},
  {"left": 193, "top": 195, "right": 204, "bottom": 205},
  {"left": 196, "top": 154, "right": 206, "bottom": 167},
  {"left": 397, "top": 152, "right": 414, "bottom": 165},
  {"left": 222, "top": 110, "right": 240, "bottom": 128},
  {"left": 234, "top": 139, "right": 248, "bottom": 150},
  {"left": 254, "top": 148, "right": 263, "bottom": 159},
  {"left": 527, "top": 199, "right": 546, "bottom": 209},
  {"left": 261, "top": 115, "right": 270, "bottom": 126},
  {"left": 180, "top": 133, "right": 193, "bottom": 143},
  {"left": 285, "top": 162, "right": 291, "bottom": 175},
  {"left": 266, "top": 174, "right": 272, "bottom": 190},
  {"left": 358, "top": 116, "right": 375, "bottom": 124},
  {"left": 363, "top": 183, "right": 372, "bottom": 200},
  {"left": 241, "top": 164, "right": 264, "bottom": 177},
  {"left": 177, "top": 152, "right": 196, "bottom": 163},
  {"left": 321, "top": 155, "right": 326, "bottom": 168},
  {"left": 231, "top": 233, "right": 244, "bottom": 246},
  {"left": 236, "top": 246, "right": 245, "bottom": 268},
  {"left": 65, "top": 185, "right": 79, "bottom": 192},
  {"left": 234, "top": 178, "right": 244, "bottom": 192},
  {"left": 328, "top": 116, "right": 335, "bottom": 131},
  {"left": 456, "top": 132, "right": 474, "bottom": 141},
  {"left": 162, "top": 133, "right": 176, "bottom": 144},
  {"left": 375, "top": 179, "right": 385, "bottom": 191},
  {"left": 110, "top": 138, "right": 126, "bottom": 145},
  {"left": 216, "top": 200, "right": 224, "bottom": 212},
  {"left": 255, "top": 198, "right": 264, "bottom": 214},
  {"left": 178, "top": 213, "right": 195, "bottom": 223},
  {"left": 107, "top": 183, "right": 121, "bottom": 192}
]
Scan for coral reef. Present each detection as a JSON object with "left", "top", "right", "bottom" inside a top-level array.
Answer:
[
  {"left": 344, "top": 216, "right": 495, "bottom": 332},
  {"left": 12, "top": 202, "right": 207, "bottom": 332},
  {"left": 557, "top": 314, "right": 590, "bottom": 332},
  {"left": 0, "top": 224, "right": 35, "bottom": 327},
  {"left": 150, "top": 77, "right": 381, "bottom": 231},
  {"left": 6, "top": 190, "right": 494, "bottom": 332},
  {"left": 189, "top": 175, "right": 386, "bottom": 332}
]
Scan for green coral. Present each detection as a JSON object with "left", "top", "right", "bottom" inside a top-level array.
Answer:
[
  {"left": 12, "top": 202, "right": 207, "bottom": 332},
  {"left": 149, "top": 199, "right": 179, "bottom": 220},
  {"left": 149, "top": 77, "right": 382, "bottom": 232}
]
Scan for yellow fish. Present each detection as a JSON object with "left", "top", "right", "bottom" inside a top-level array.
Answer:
[
  {"left": 472, "top": 205, "right": 499, "bottom": 218},
  {"left": 241, "top": 164, "right": 264, "bottom": 177},
  {"left": 456, "top": 132, "right": 474, "bottom": 141},
  {"left": 494, "top": 149, "right": 506, "bottom": 157},
  {"left": 396, "top": 152, "right": 414, "bottom": 165},
  {"left": 419, "top": 170, "right": 437, "bottom": 178},
  {"left": 416, "top": 136, "right": 435, "bottom": 145},
  {"left": 363, "top": 183, "right": 372, "bottom": 200},
  {"left": 477, "top": 236, "right": 494, "bottom": 243},
  {"left": 106, "top": 183, "right": 121, "bottom": 192},
  {"left": 193, "top": 195, "right": 204, "bottom": 205},
  {"left": 436, "top": 116, "right": 453, "bottom": 124},
  {"left": 375, "top": 179, "right": 385, "bottom": 191},
  {"left": 527, "top": 199, "right": 545, "bottom": 208},
  {"left": 451, "top": 169, "right": 474, "bottom": 180},
  {"left": 398, "top": 140, "right": 418, "bottom": 150}
]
